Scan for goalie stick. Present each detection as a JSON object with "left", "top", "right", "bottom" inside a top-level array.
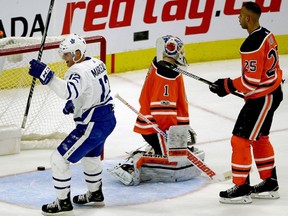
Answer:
[
  {"left": 115, "top": 93, "right": 232, "bottom": 181},
  {"left": 156, "top": 37, "right": 244, "bottom": 99},
  {"left": 21, "top": 0, "right": 55, "bottom": 128}
]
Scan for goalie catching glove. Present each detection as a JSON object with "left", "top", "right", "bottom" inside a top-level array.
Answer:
[
  {"left": 29, "top": 59, "right": 54, "bottom": 85},
  {"left": 209, "top": 78, "right": 236, "bottom": 97}
]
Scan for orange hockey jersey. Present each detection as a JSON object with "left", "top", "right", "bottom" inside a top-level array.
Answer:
[
  {"left": 133, "top": 58, "right": 189, "bottom": 135},
  {"left": 232, "top": 27, "right": 283, "bottom": 100}
]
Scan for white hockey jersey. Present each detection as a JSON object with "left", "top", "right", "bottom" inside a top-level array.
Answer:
[{"left": 48, "top": 57, "right": 114, "bottom": 123}]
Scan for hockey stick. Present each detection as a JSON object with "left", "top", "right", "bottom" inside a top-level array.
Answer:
[
  {"left": 115, "top": 93, "right": 232, "bottom": 181},
  {"left": 21, "top": 0, "right": 55, "bottom": 129},
  {"left": 163, "top": 64, "right": 244, "bottom": 99},
  {"left": 155, "top": 37, "right": 244, "bottom": 99}
]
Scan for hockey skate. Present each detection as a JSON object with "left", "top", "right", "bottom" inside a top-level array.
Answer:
[
  {"left": 219, "top": 181, "right": 252, "bottom": 204},
  {"left": 73, "top": 184, "right": 105, "bottom": 206},
  {"left": 42, "top": 193, "right": 73, "bottom": 216},
  {"left": 251, "top": 168, "right": 280, "bottom": 199}
]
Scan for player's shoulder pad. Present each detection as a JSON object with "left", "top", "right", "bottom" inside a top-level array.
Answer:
[{"left": 240, "top": 27, "right": 271, "bottom": 52}]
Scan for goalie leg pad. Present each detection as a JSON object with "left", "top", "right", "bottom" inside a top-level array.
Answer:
[
  {"left": 167, "top": 125, "right": 197, "bottom": 162},
  {"left": 167, "top": 125, "right": 189, "bottom": 161},
  {"left": 139, "top": 150, "right": 205, "bottom": 183},
  {"left": 167, "top": 125, "right": 189, "bottom": 149}
]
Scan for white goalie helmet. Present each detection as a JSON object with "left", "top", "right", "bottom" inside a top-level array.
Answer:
[
  {"left": 161, "top": 35, "right": 187, "bottom": 66},
  {"left": 58, "top": 33, "right": 86, "bottom": 61}
]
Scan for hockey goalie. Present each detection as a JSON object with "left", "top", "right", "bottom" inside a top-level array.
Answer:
[{"left": 108, "top": 125, "right": 205, "bottom": 185}]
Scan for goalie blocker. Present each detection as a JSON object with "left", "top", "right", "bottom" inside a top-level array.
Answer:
[{"left": 108, "top": 125, "right": 205, "bottom": 185}]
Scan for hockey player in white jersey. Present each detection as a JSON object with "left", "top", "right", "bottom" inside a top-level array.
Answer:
[{"left": 28, "top": 33, "right": 116, "bottom": 216}]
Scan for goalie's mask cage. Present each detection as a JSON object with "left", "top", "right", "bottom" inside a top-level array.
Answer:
[
  {"left": 0, "top": 35, "right": 106, "bottom": 150},
  {"left": 58, "top": 33, "right": 87, "bottom": 63},
  {"left": 161, "top": 35, "right": 187, "bottom": 66}
]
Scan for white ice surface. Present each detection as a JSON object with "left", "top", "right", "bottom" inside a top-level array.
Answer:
[{"left": 0, "top": 56, "right": 288, "bottom": 216}]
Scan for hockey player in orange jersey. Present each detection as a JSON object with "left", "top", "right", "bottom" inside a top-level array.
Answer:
[
  {"left": 209, "top": 2, "right": 283, "bottom": 204},
  {"left": 108, "top": 35, "right": 204, "bottom": 186},
  {"left": 133, "top": 35, "right": 194, "bottom": 156}
]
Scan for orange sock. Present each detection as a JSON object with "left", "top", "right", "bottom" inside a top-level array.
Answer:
[
  {"left": 231, "top": 135, "right": 252, "bottom": 185},
  {"left": 252, "top": 135, "right": 275, "bottom": 179}
]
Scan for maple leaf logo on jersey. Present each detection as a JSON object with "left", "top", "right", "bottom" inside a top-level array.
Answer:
[{"left": 70, "top": 38, "right": 76, "bottom": 44}]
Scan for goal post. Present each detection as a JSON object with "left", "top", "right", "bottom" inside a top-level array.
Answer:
[{"left": 0, "top": 35, "right": 106, "bottom": 152}]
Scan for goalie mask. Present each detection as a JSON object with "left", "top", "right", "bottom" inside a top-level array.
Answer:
[
  {"left": 59, "top": 33, "right": 86, "bottom": 63},
  {"left": 161, "top": 35, "right": 187, "bottom": 66}
]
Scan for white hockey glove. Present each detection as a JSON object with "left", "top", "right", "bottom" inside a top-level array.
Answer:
[{"left": 29, "top": 59, "right": 54, "bottom": 85}]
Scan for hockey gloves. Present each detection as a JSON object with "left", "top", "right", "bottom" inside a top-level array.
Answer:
[
  {"left": 29, "top": 59, "right": 54, "bottom": 85},
  {"left": 63, "top": 100, "right": 75, "bottom": 115},
  {"left": 209, "top": 78, "right": 236, "bottom": 97}
]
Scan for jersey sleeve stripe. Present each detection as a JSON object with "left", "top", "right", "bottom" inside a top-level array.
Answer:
[{"left": 67, "top": 82, "right": 79, "bottom": 99}]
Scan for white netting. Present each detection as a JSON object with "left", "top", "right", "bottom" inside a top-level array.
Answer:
[{"left": 0, "top": 35, "right": 106, "bottom": 149}]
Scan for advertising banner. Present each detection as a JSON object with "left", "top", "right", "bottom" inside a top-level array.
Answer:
[{"left": 0, "top": 0, "right": 287, "bottom": 54}]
